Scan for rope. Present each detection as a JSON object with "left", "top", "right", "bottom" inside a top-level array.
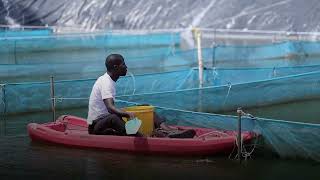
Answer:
[
  {"left": 228, "top": 110, "right": 258, "bottom": 161},
  {"left": 176, "top": 69, "right": 194, "bottom": 90},
  {"left": 238, "top": 111, "right": 257, "bottom": 120},
  {"left": 128, "top": 72, "right": 136, "bottom": 95},
  {"left": 211, "top": 67, "right": 219, "bottom": 84},
  {"left": 49, "top": 73, "right": 136, "bottom": 103},
  {"left": 229, "top": 133, "right": 259, "bottom": 161},
  {"left": 222, "top": 82, "right": 232, "bottom": 107},
  {"left": 49, "top": 97, "right": 89, "bottom": 103},
  {"left": 241, "top": 137, "right": 259, "bottom": 161},
  {"left": 200, "top": 28, "right": 320, "bottom": 36},
  {"left": 196, "top": 130, "right": 229, "bottom": 139}
]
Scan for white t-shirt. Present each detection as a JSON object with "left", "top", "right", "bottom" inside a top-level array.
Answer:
[{"left": 87, "top": 72, "right": 116, "bottom": 125}]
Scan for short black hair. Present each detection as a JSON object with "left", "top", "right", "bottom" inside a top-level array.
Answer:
[{"left": 105, "top": 54, "right": 124, "bottom": 71}]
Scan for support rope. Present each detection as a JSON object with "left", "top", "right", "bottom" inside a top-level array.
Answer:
[{"left": 228, "top": 110, "right": 258, "bottom": 161}]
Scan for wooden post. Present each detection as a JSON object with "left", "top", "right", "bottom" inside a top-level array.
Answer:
[{"left": 192, "top": 28, "right": 204, "bottom": 88}]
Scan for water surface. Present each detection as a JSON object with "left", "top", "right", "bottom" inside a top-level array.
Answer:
[{"left": 1, "top": 100, "right": 319, "bottom": 179}]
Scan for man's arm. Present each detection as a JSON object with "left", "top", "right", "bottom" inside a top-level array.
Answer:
[{"left": 103, "top": 98, "right": 134, "bottom": 119}]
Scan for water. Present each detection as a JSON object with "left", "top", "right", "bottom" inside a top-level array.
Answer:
[
  {"left": 1, "top": 100, "right": 320, "bottom": 179},
  {"left": 0, "top": 136, "right": 319, "bottom": 180}
]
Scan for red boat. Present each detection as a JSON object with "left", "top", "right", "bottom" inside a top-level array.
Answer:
[{"left": 27, "top": 115, "right": 255, "bottom": 155}]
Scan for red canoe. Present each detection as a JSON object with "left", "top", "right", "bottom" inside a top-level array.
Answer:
[{"left": 27, "top": 115, "right": 255, "bottom": 155}]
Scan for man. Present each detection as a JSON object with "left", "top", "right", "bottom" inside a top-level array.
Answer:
[
  {"left": 88, "top": 54, "right": 195, "bottom": 138},
  {"left": 87, "top": 54, "right": 136, "bottom": 136}
]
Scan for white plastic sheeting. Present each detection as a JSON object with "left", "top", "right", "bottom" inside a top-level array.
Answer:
[{"left": 2, "top": 0, "right": 320, "bottom": 32}]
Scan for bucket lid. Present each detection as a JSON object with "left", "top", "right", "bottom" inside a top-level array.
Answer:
[
  {"left": 124, "top": 105, "right": 154, "bottom": 112},
  {"left": 125, "top": 118, "right": 142, "bottom": 135}
]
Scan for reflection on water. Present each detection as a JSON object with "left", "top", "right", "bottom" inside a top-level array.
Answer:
[{"left": 0, "top": 136, "right": 319, "bottom": 179}]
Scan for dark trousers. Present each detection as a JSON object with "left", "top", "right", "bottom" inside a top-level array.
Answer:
[
  {"left": 88, "top": 114, "right": 126, "bottom": 135},
  {"left": 154, "top": 113, "right": 166, "bottom": 129}
]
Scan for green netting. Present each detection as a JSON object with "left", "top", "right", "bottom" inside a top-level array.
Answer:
[
  {"left": 3, "top": 40, "right": 320, "bottom": 84},
  {"left": 2, "top": 65, "right": 320, "bottom": 114},
  {"left": 0, "top": 32, "right": 180, "bottom": 65},
  {"left": 0, "top": 32, "right": 179, "bottom": 52},
  {"left": 2, "top": 68, "right": 320, "bottom": 162},
  {"left": 0, "top": 29, "right": 53, "bottom": 37},
  {"left": 0, "top": 49, "right": 196, "bottom": 83},
  {"left": 2, "top": 32, "right": 320, "bottom": 72},
  {"left": 213, "top": 41, "right": 320, "bottom": 68},
  {"left": 2, "top": 49, "right": 320, "bottom": 84},
  {"left": 119, "top": 70, "right": 320, "bottom": 112},
  {"left": 2, "top": 69, "right": 192, "bottom": 114},
  {"left": 5, "top": 82, "right": 52, "bottom": 113},
  {"left": 0, "top": 63, "right": 106, "bottom": 83},
  {"left": 0, "top": 32, "right": 182, "bottom": 83},
  {"left": 117, "top": 100, "right": 320, "bottom": 161}
]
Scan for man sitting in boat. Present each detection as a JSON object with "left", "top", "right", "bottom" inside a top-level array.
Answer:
[
  {"left": 87, "top": 53, "right": 195, "bottom": 138},
  {"left": 87, "top": 54, "right": 140, "bottom": 136}
]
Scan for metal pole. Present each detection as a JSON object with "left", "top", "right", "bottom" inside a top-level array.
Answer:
[
  {"left": 237, "top": 107, "right": 242, "bottom": 163},
  {"left": 50, "top": 76, "right": 56, "bottom": 122}
]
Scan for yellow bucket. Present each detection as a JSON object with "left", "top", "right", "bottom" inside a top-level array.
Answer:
[{"left": 124, "top": 106, "right": 154, "bottom": 136}]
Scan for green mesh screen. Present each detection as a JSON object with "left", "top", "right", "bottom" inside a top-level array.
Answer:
[
  {"left": 117, "top": 101, "right": 320, "bottom": 161},
  {"left": 2, "top": 66, "right": 320, "bottom": 114},
  {"left": 119, "top": 70, "right": 320, "bottom": 112}
]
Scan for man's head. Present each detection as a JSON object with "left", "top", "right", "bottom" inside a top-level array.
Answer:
[{"left": 105, "top": 54, "right": 127, "bottom": 76}]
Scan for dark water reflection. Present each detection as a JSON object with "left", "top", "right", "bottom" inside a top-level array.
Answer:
[{"left": 0, "top": 136, "right": 319, "bottom": 180}]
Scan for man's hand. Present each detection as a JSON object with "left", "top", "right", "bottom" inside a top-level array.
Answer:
[
  {"left": 104, "top": 99, "right": 135, "bottom": 120},
  {"left": 126, "top": 112, "right": 135, "bottom": 120}
]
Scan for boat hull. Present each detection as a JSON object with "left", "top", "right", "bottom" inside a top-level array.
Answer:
[{"left": 27, "top": 115, "right": 254, "bottom": 155}]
